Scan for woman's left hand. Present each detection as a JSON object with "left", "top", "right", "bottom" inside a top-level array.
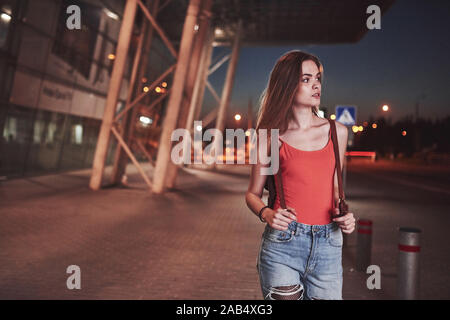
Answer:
[{"left": 332, "top": 209, "right": 356, "bottom": 234}]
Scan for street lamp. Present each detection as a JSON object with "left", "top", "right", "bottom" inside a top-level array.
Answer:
[
  {"left": 234, "top": 114, "right": 241, "bottom": 121},
  {"left": 382, "top": 104, "right": 389, "bottom": 112}
]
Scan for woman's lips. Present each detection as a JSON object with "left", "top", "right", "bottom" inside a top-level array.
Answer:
[{"left": 312, "top": 93, "right": 320, "bottom": 99}]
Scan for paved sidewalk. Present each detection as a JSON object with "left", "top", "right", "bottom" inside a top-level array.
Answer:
[{"left": 0, "top": 163, "right": 400, "bottom": 299}]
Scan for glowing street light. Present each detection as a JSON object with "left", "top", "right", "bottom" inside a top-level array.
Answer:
[
  {"left": 382, "top": 104, "right": 389, "bottom": 112},
  {"left": 330, "top": 114, "right": 336, "bottom": 120},
  {"left": 352, "top": 125, "right": 359, "bottom": 133},
  {"left": 215, "top": 28, "right": 224, "bottom": 36},
  {"left": 234, "top": 114, "right": 241, "bottom": 121},
  {"left": 372, "top": 123, "right": 377, "bottom": 129}
]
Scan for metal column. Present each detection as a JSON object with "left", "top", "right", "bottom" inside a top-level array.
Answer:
[
  {"left": 186, "top": 25, "right": 215, "bottom": 133},
  {"left": 152, "top": 0, "right": 202, "bottom": 194},
  {"left": 110, "top": 0, "right": 160, "bottom": 186},
  {"left": 164, "top": 0, "right": 213, "bottom": 189},
  {"left": 89, "top": 0, "right": 138, "bottom": 190},
  {"left": 212, "top": 19, "right": 243, "bottom": 165},
  {"left": 192, "top": 29, "right": 214, "bottom": 126}
]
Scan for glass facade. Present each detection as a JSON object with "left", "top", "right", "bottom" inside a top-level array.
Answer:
[{"left": 0, "top": 0, "right": 173, "bottom": 179}]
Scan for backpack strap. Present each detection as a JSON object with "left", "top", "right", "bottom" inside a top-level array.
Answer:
[
  {"left": 275, "top": 164, "right": 286, "bottom": 209},
  {"left": 329, "top": 119, "right": 348, "bottom": 216}
]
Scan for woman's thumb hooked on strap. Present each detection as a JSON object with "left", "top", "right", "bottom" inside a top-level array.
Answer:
[
  {"left": 285, "top": 207, "right": 297, "bottom": 220},
  {"left": 286, "top": 206, "right": 297, "bottom": 215}
]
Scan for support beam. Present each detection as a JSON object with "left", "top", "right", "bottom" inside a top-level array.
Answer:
[
  {"left": 185, "top": 26, "right": 215, "bottom": 131},
  {"left": 164, "top": 0, "right": 213, "bottom": 189},
  {"left": 111, "top": 126, "right": 152, "bottom": 188},
  {"left": 114, "top": 64, "right": 175, "bottom": 122},
  {"left": 151, "top": 0, "right": 202, "bottom": 194},
  {"left": 89, "top": 0, "right": 138, "bottom": 190},
  {"left": 138, "top": 0, "right": 178, "bottom": 58},
  {"left": 208, "top": 53, "right": 230, "bottom": 76},
  {"left": 111, "top": 0, "right": 160, "bottom": 186},
  {"left": 135, "top": 140, "right": 155, "bottom": 165},
  {"left": 205, "top": 80, "right": 221, "bottom": 104},
  {"left": 212, "top": 19, "right": 243, "bottom": 166}
]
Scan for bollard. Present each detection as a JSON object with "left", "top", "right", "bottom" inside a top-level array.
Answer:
[
  {"left": 356, "top": 219, "right": 372, "bottom": 271},
  {"left": 397, "top": 227, "right": 421, "bottom": 300}
]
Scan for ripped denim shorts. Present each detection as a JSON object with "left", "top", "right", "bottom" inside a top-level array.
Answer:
[{"left": 256, "top": 220, "right": 343, "bottom": 300}]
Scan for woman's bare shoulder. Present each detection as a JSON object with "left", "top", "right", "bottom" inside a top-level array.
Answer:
[{"left": 334, "top": 120, "right": 349, "bottom": 139}]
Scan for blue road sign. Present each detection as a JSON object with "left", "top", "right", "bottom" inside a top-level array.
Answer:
[{"left": 335, "top": 105, "right": 357, "bottom": 126}]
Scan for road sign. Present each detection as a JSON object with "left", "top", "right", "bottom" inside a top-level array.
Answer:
[{"left": 335, "top": 105, "right": 357, "bottom": 126}]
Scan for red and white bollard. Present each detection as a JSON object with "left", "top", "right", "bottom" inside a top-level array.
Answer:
[
  {"left": 356, "top": 219, "right": 372, "bottom": 271},
  {"left": 397, "top": 227, "right": 421, "bottom": 300}
]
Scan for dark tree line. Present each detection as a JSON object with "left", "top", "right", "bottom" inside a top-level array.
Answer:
[{"left": 351, "top": 115, "right": 450, "bottom": 158}]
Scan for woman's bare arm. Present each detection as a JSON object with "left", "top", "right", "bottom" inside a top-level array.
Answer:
[
  {"left": 245, "top": 138, "right": 296, "bottom": 229},
  {"left": 245, "top": 161, "right": 270, "bottom": 217},
  {"left": 331, "top": 121, "right": 356, "bottom": 234}
]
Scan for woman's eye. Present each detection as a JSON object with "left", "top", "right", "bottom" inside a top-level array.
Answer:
[{"left": 302, "top": 78, "right": 308, "bottom": 83}]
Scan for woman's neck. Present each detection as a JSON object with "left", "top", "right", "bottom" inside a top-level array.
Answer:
[{"left": 289, "top": 106, "right": 315, "bottom": 130}]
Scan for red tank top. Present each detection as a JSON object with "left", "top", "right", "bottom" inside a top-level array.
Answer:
[{"left": 273, "top": 126, "right": 336, "bottom": 225}]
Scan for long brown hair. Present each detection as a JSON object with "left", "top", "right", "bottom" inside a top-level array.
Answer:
[{"left": 256, "top": 50, "right": 323, "bottom": 136}]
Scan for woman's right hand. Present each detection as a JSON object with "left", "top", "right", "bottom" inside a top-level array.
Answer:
[{"left": 262, "top": 207, "right": 297, "bottom": 231}]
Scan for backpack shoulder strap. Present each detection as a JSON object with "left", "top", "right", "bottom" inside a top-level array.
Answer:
[{"left": 329, "top": 119, "right": 345, "bottom": 202}]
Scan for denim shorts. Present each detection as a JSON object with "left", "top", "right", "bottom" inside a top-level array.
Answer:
[{"left": 256, "top": 220, "right": 343, "bottom": 300}]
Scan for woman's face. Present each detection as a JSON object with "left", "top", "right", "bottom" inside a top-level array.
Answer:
[{"left": 293, "top": 59, "right": 321, "bottom": 108}]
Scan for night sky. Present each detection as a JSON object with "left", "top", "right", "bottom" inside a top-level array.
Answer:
[{"left": 203, "top": 0, "right": 450, "bottom": 125}]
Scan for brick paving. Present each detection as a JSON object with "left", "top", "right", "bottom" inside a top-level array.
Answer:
[
  {"left": 3, "top": 161, "right": 440, "bottom": 299},
  {"left": 0, "top": 165, "right": 266, "bottom": 299}
]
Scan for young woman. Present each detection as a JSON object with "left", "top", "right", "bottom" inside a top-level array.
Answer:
[{"left": 245, "top": 50, "right": 356, "bottom": 300}]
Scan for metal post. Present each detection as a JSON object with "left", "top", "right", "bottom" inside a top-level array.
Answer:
[
  {"left": 193, "top": 26, "right": 215, "bottom": 123},
  {"left": 89, "top": 0, "right": 138, "bottom": 190},
  {"left": 212, "top": 19, "right": 242, "bottom": 166},
  {"left": 397, "top": 227, "right": 421, "bottom": 300},
  {"left": 356, "top": 219, "right": 372, "bottom": 271},
  {"left": 152, "top": 0, "right": 202, "bottom": 194},
  {"left": 165, "top": 0, "right": 212, "bottom": 189},
  {"left": 111, "top": 0, "right": 159, "bottom": 185},
  {"left": 110, "top": 18, "right": 147, "bottom": 185}
]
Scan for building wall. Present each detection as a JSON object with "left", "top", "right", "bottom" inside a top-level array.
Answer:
[{"left": 0, "top": 0, "right": 134, "bottom": 178}]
